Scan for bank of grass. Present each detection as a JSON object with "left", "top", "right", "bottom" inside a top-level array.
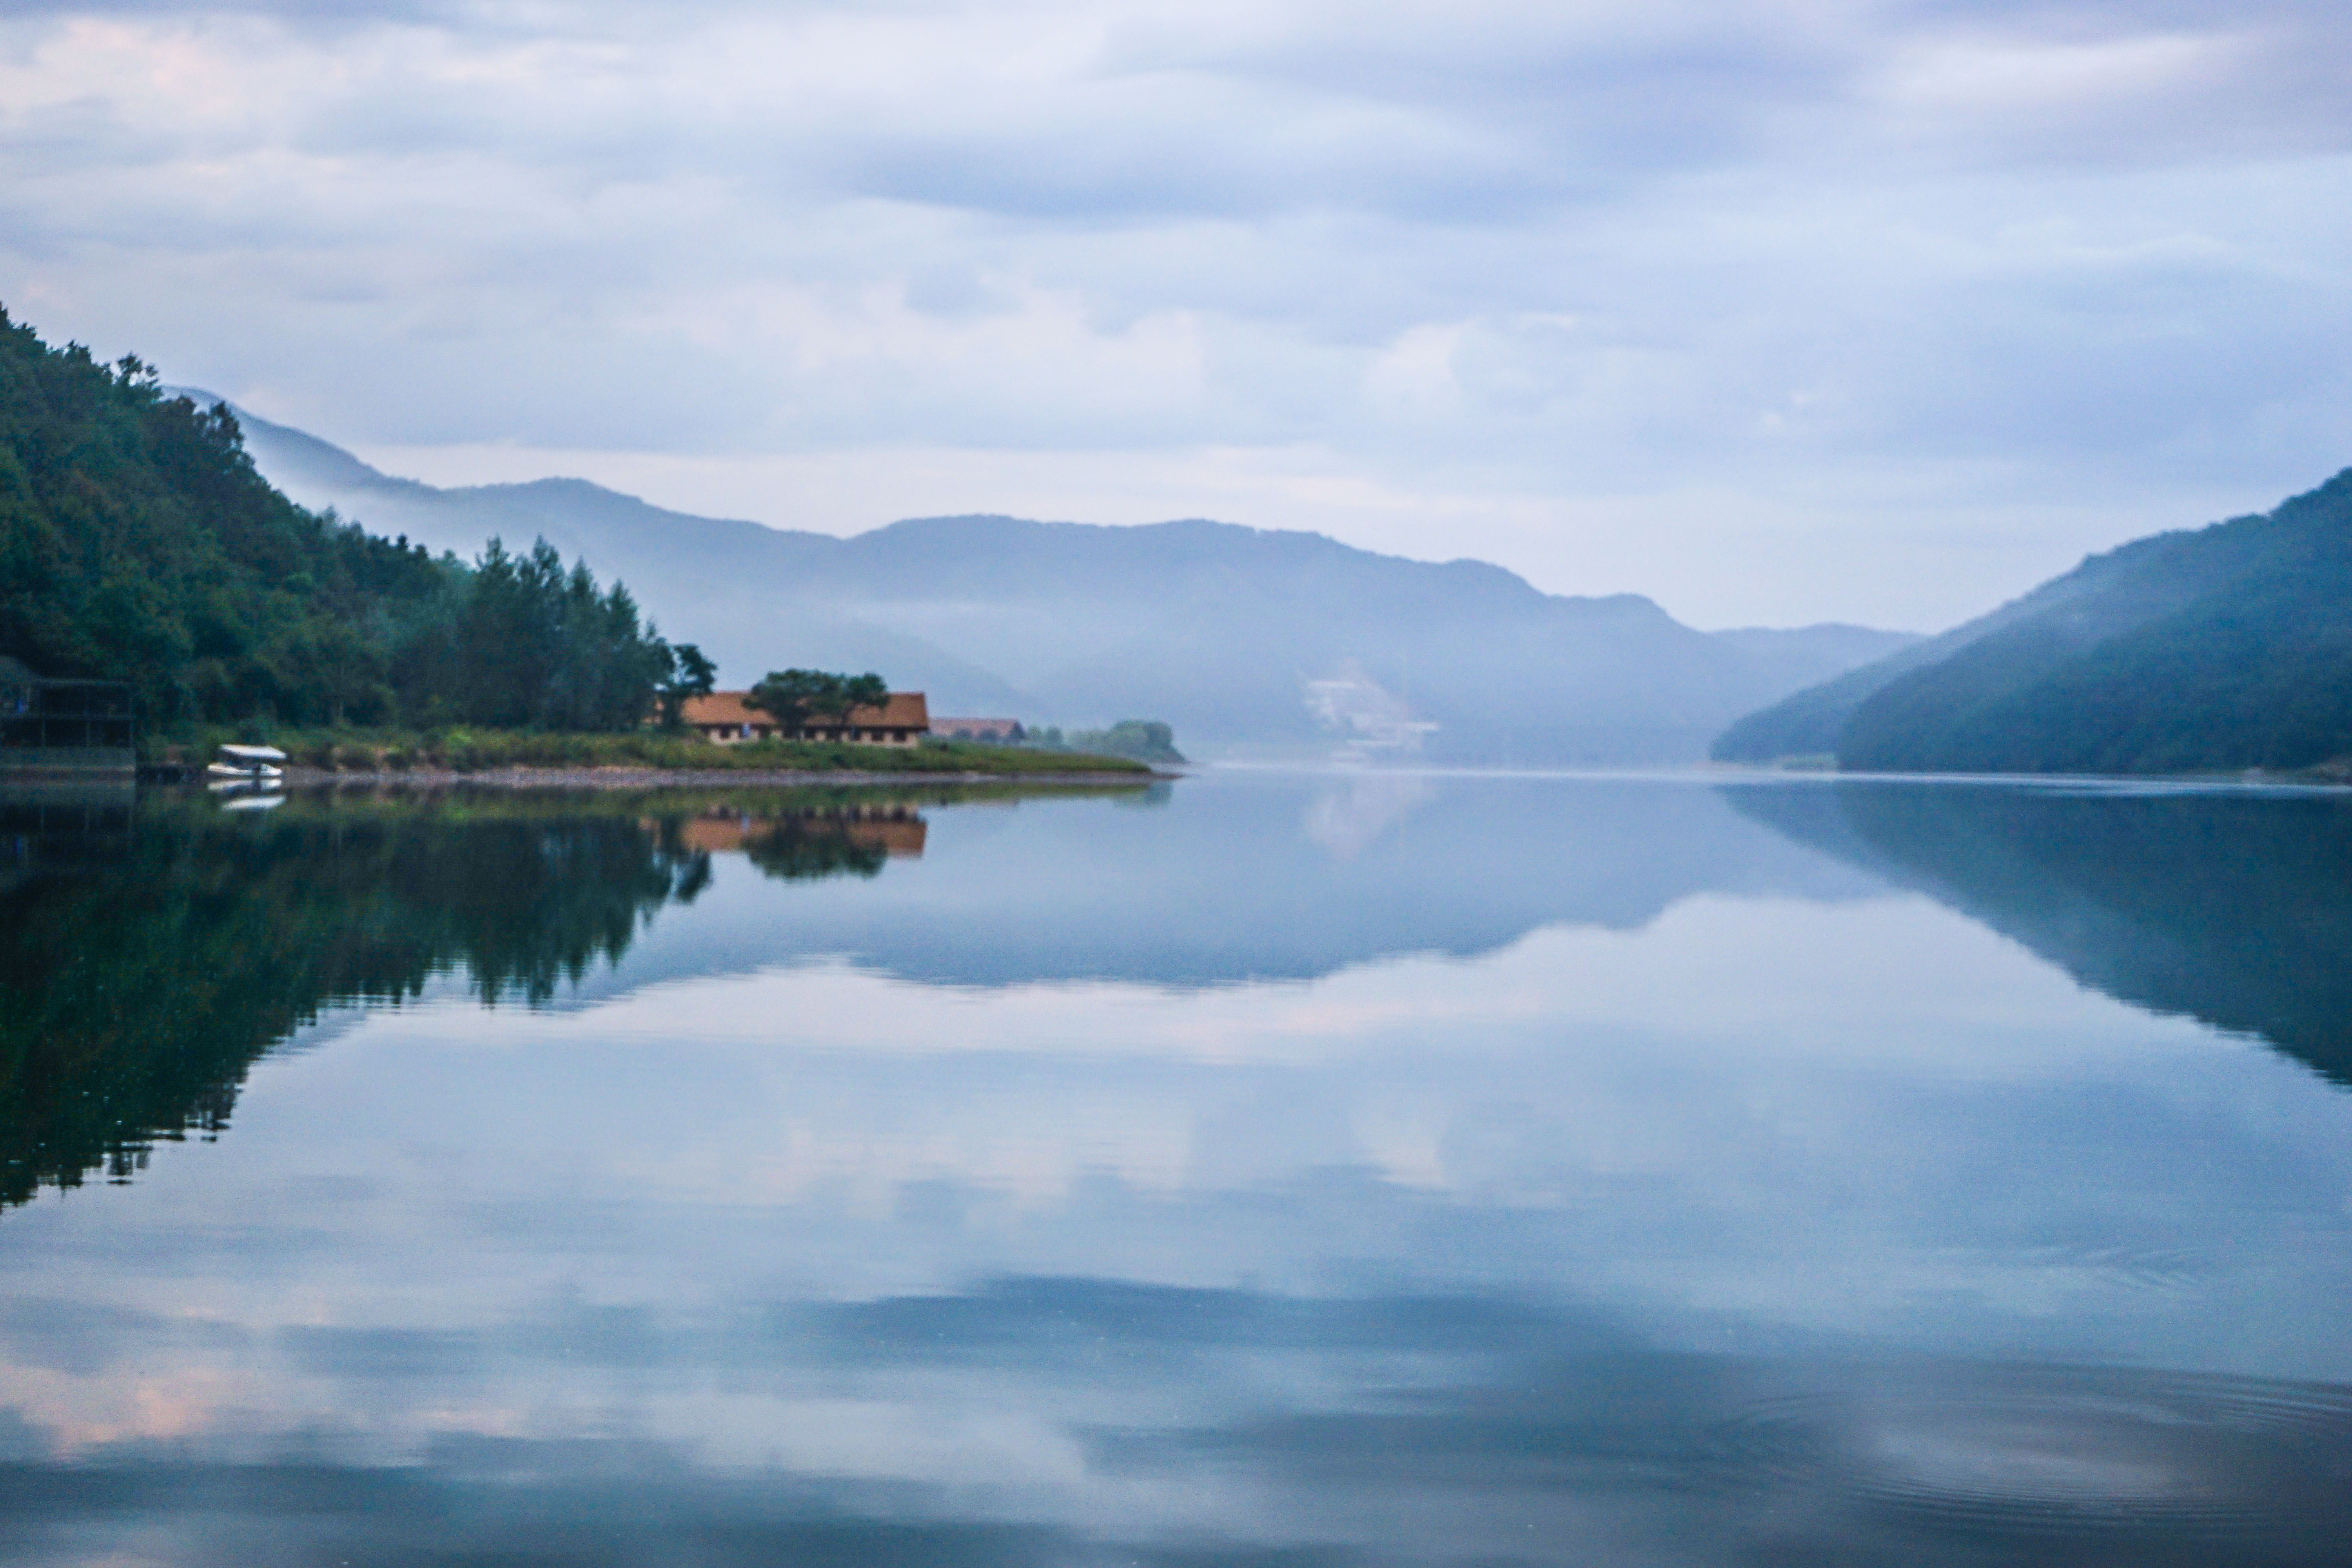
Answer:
[{"left": 155, "top": 726, "right": 1154, "bottom": 777}]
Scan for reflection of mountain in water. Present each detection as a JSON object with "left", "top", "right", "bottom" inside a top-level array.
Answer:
[
  {"left": 0, "top": 783, "right": 1126, "bottom": 1207},
  {"left": 0, "top": 793, "right": 734, "bottom": 1208},
  {"left": 598, "top": 772, "right": 1889, "bottom": 995},
  {"left": 1728, "top": 780, "right": 2352, "bottom": 1086}
]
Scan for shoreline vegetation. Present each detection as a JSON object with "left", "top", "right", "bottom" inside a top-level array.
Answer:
[{"left": 158, "top": 726, "right": 1160, "bottom": 781}]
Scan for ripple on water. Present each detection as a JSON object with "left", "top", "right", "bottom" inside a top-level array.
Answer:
[{"left": 1710, "top": 1364, "right": 2352, "bottom": 1544}]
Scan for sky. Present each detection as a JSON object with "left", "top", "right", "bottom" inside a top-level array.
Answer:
[{"left": 3, "top": 1, "right": 2350, "bottom": 630}]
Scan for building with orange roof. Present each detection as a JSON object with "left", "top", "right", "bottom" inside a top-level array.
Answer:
[{"left": 678, "top": 690, "right": 930, "bottom": 747}]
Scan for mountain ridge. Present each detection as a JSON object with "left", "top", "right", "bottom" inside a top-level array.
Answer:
[
  {"left": 1713, "top": 468, "right": 2352, "bottom": 774},
  {"left": 189, "top": 391, "right": 1920, "bottom": 761}
]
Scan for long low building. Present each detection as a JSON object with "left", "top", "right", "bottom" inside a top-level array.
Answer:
[{"left": 680, "top": 691, "right": 930, "bottom": 747}]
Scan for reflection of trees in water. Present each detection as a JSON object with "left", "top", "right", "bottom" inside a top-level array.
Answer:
[
  {"left": 1729, "top": 782, "right": 2352, "bottom": 1086},
  {"left": 0, "top": 797, "right": 713, "bottom": 1209},
  {"left": 744, "top": 822, "right": 888, "bottom": 881}
]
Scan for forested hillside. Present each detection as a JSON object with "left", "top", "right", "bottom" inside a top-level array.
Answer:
[
  {"left": 1715, "top": 469, "right": 2352, "bottom": 775},
  {"left": 0, "top": 309, "right": 675, "bottom": 731}
]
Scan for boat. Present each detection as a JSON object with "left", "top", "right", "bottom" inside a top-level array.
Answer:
[{"left": 209, "top": 743, "right": 287, "bottom": 780}]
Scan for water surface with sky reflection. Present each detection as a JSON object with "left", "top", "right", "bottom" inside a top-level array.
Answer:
[{"left": 2, "top": 768, "right": 2350, "bottom": 1566}]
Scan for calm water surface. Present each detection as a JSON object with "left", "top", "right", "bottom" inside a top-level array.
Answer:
[{"left": 3, "top": 769, "right": 2350, "bottom": 1565}]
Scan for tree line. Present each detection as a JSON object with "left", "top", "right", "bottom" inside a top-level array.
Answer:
[
  {"left": 0, "top": 306, "right": 711, "bottom": 733},
  {"left": 746, "top": 669, "right": 888, "bottom": 731}
]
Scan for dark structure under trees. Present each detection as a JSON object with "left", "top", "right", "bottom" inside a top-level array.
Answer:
[{"left": 0, "top": 657, "right": 134, "bottom": 773}]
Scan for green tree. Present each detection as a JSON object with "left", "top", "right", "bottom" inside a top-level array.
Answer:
[
  {"left": 0, "top": 305, "right": 682, "bottom": 736},
  {"left": 837, "top": 672, "right": 889, "bottom": 725},
  {"left": 746, "top": 668, "right": 888, "bottom": 735},
  {"left": 1067, "top": 719, "right": 1185, "bottom": 764},
  {"left": 653, "top": 642, "right": 717, "bottom": 730},
  {"left": 746, "top": 669, "right": 838, "bottom": 734}
]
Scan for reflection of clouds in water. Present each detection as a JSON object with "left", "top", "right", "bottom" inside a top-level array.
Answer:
[
  {"left": 0, "top": 1288, "right": 2347, "bottom": 1566},
  {"left": 5, "top": 893, "right": 2343, "bottom": 1463},
  {"left": 444, "top": 898, "right": 2226, "bottom": 1079},
  {"left": 1303, "top": 770, "right": 1436, "bottom": 860},
  {"left": 7, "top": 782, "right": 2352, "bottom": 1562}
]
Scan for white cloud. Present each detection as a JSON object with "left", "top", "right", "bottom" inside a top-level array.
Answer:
[{"left": 4, "top": 0, "right": 2351, "bottom": 626}]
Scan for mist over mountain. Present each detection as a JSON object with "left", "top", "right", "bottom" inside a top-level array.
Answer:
[
  {"left": 208, "top": 397, "right": 1918, "bottom": 763},
  {"left": 1715, "top": 470, "right": 2352, "bottom": 775}
]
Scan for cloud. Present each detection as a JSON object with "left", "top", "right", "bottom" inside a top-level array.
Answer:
[{"left": 3, "top": 0, "right": 2351, "bottom": 625}]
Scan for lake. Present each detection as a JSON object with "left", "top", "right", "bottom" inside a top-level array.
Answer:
[{"left": 2, "top": 768, "right": 2350, "bottom": 1565}]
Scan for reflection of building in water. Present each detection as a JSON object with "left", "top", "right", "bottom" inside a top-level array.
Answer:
[
  {"left": 0, "top": 780, "right": 136, "bottom": 889},
  {"left": 0, "top": 657, "right": 136, "bottom": 774},
  {"left": 673, "top": 815, "right": 753, "bottom": 854},
  {"left": 671, "top": 806, "right": 927, "bottom": 860},
  {"left": 845, "top": 815, "right": 927, "bottom": 858},
  {"left": 1305, "top": 661, "right": 1439, "bottom": 761}
]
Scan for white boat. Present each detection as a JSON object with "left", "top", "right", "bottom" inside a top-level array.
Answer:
[{"left": 210, "top": 743, "right": 288, "bottom": 780}]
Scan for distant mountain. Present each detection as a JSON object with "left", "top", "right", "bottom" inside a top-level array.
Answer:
[
  {"left": 1707, "top": 624, "right": 1929, "bottom": 702},
  {"left": 1714, "top": 470, "right": 2352, "bottom": 775},
  {"left": 200, "top": 395, "right": 1917, "bottom": 762}
]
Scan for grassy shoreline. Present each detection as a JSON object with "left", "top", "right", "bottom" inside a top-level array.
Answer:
[
  {"left": 165, "top": 779, "right": 1170, "bottom": 817},
  {"left": 155, "top": 726, "right": 1158, "bottom": 778},
  {"left": 273, "top": 766, "right": 1166, "bottom": 791}
]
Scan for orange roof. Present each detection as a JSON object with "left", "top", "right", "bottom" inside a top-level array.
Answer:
[
  {"left": 679, "top": 691, "right": 761, "bottom": 728},
  {"left": 681, "top": 691, "right": 929, "bottom": 730}
]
